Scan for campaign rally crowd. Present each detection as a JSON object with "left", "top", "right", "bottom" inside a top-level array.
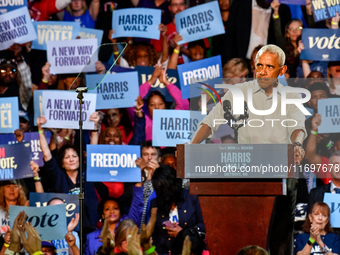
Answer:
[{"left": 0, "top": 0, "right": 340, "bottom": 254}]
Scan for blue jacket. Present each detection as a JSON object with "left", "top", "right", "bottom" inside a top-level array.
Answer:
[
  {"left": 85, "top": 185, "right": 144, "bottom": 255},
  {"left": 149, "top": 189, "right": 205, "bottom": 255}
]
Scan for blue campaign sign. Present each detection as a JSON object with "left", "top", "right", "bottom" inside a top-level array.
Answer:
[
  {"left": 279, "top": 0, "right": 305, "bottom": 4},
  {"left": 152, "top": 110, "right": 204, "bottom": 147},
  {"left": 0, "top": 132, "right": 51, "bottom": 166},
  {"left": 175, "top": 1, "right": 225, "bottom": 44},
  {"left": 86, "top": 144, "right": 141, "bottom": 182},
  {"left": 318, "top": 98, "right": 340, "bottom": 134},
  {"left": 0, "top": 142, "right": 32, "bottom": 180},
  {"left": 32, "top": 21, "right": 81, "bottom": 51},
  {"left": 10, "top": 204, "right": 67, "bottom": 240},
  {"left": 0, "top": 7, "right": 37, "bottom": 51},
  {"left": 324, "top": 193, "right": 340, "bottom": 228},
  {"left": 300, "top": 29, "right": 340, "bottom": 61},
  {"left": 33, "top": 90, "right": 44, "bottom": 126},
  {"left": 0, "top": 0, "right": 27, "bottom": 14},
  {"left": 87, "top": 72, "right": 139, "bottom": 110},
  {"left": 177, "top": 55, "right": 222, "bottom": 99},
  {"left": 135, "top": 66, "right": 180, "bottom": 102},
  {"left": 0, "top": 97, "right": 19, "bottom": 133},
  {"left": 79, "top": 27, "right": 103, "bottom": 47},
  {"left": 29, "top": 192, "right": 79, "bottom": 231},
  {"left": 311, "top": 0, "right": 340, "bottom": 22},
  {"left": 112, "top": 8, "right": 161, "bottom": 40}
]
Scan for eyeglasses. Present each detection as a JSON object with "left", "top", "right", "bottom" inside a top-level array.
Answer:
[
  {"left": 0, "top": 68, "right": 17, "bottom": 75},
  {"left": 288, "top": 26, "right": 303, "bottom": 32}
]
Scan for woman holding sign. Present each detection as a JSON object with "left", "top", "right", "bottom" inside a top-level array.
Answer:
[{"left": 295, "top": 202, "right": 340, "bottom": 255}]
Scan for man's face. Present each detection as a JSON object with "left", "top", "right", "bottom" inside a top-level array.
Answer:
[
  {"left": 256, "top": 53, "right": 286, "bottom": 90},
  {"left": 0, "top": 66, "right": 17, "bottom": 86},
  {"left": 309, "top": 89, "right": 328, "bottom": 111},
  {"left": 141, "top": 147, "right": 158, "bottom": 163},
  {"left": 330, "top": 155, "right": 340, "bottom": 180},
  {"left": 169, "top": 0, "right": 186, "bottom": 16},
  {"left": 189, "top": 45, "right": 204, "bottom": 62},
  {"left": 219, "top": 0, "right": 230, "bottom": 11}
]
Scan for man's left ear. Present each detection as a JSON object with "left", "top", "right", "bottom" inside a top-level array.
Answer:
[{"left": 279, "top": 65, "right": 288, "bottom": 76}]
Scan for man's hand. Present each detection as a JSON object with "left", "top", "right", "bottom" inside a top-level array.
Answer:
[
  {"left": 67, "top": 213, "right": 79, "bottom": 233},
  {"left": 159, "top": 23, "right": 167, "bottom": 38},
  {"left": 311, "top": 113, "right": 321, "bottom": 132},
  {"left": 19, "top": 222, "right": 42, "bottom": 255},
  {"left": 165, "top": 223, "right": 182, "bottom": 238},
  {"left": 10, "top": 211, "right": 26, "bottom": 253},
  {"left": 30, "top": 161, "right": 40, "bottom": 177},
  {"left": 4, "top": 229, "right": 11, "bottom": 244},
  {"left": 65, "top": 232, "right": 76, "bottom": 247},
  {"left": 135, "top": 158, "right": 148, "bottom": 171},
  {"left": 37, "top": 116, "right": 47, "bottom": 129}
]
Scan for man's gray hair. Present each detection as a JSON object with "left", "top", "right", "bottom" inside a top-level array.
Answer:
[
  {"left": 329, "top": 150, "right": 340, "bottom": 163},
  {"left": 255, "top": 44, "right": 286, "bottom": 67}
]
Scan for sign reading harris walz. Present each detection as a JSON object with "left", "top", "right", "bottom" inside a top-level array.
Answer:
[
  {"left": 300, "top": 28, "right": 340, "bottom": 61},
  {"left": 181, "top": 144, "right": 296, "bottom": 179}
]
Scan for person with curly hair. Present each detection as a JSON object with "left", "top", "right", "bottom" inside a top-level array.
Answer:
[{"left": 0, "top": 180, "right": 27, "bottom": 239}]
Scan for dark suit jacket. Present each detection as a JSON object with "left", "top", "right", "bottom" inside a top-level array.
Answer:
[{"left": 308, "top": 183, "right": 331, "bottom": 212}]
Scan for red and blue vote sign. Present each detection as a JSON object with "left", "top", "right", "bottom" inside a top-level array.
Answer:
[
  {"left": 86, "top": 145, "right": 141, "bottom": 182},
  {"left": 177, "top": 55, "right": 222, "bottom": 99},
  {"left": 311, "top": 0, "right": 340, "bottom": 22},
  {"left": 301, "top": 29, "right": 340, "bottom": 61},
  {"left": 0, "top": 0, "right": 27, "bottom": 14},
  {"left": 111, "top": 8, "right": 161, "bottom": 39},
  {"left": 0, "top": 142, "right": 32, "bottom": 180},
  {"left": 135, "top": 66, "right": 180, "bottom": 102},
  {"left": 175, "top": 1, "right": 225, "bottom": 44},
  {"left": 86, "top": 72, "right": 139, "bottom": 110}
]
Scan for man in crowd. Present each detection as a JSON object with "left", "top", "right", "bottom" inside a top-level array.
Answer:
[{"left": 191, "top": 44, "right": 307, "bottom": 255}]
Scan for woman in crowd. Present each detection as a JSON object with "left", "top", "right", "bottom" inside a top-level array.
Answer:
[
  {"left": 295, "top": 202, "right": 340, "bottom": 254},
  {"left": 149, "top": 165, "right": 205, "bottom": 255},
  {"left": 84, "top": 183, "right": 143, "bottom": 255},
  {"left": 222, "top": 58, "right": 249, "bottom": 85},
  {"left": 62, "top": 0, "right": 99, "bottom": 28},
  {"left": 113, "top": 219, "right": 136, "bottom": 255}
]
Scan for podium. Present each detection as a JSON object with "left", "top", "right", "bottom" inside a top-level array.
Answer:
[{"left": 176, "top": 144, "right": 295, "bottom": 255}]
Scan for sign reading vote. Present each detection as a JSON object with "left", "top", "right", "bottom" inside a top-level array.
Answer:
[
  {"left": 0, "top": 0, "right": 27, "bottom": 14},
  {"left": 0, "top": 97, "right": 19, "bottom": 133},
  {"left": 324, "top": 193, "right": 340, "bottom": 228},
  {"left": 111, "top": 8, "right": 161, "bottom": 40},
  {"left": 311, "top": 0, "right": 340, "bottom": 22},
  {"left": 0, "top": 142, "right": 32, "bottom": 180},
  {"left": 47, "top": 38, "right": 98, "bottom": 74},
  {"left": 29, "top": 192, "right": 79, "bottom": 231},
  {"left": 318, "top": 98, "right": 340, "bottom": 134},
  {"left": 135, "top": 66, "right": 180, "bottom": 102},
  {"left": 300, "top": 29, "right": 340, "bottom": 61},
  {"left": 152, "top": 110, "right": 204, "bottom": 147},
  {"left": 79, "top": 27, "right": 103, "bottom": 47},
  {"left": 87, "top": 145, "right": 141, "bottom": 182},
  {"left": 32, "top": 21, "right": 81, "bottom": 51},
  {"left": 177, "top": 55, "right": 222, "bottom": 99},
  {"left": 0, "top": 132, "right": 51, "bottom": 166},
  {"left": 0, "top": 7, "right": 37, "bottom": 51},
  {"left": 175, "top": 1, "right": 224, "bottom": 44},
  {"left": 10, "top": 204, "right": 67, "bottom": 240},
  {"left": 86, "top": 72, "right": 139, "bottom": 110},
  {"left": 42, "top": 91, "right": 96, "bottom": 130}
]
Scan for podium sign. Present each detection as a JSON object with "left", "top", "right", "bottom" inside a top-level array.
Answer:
[{"left": 180, "top": 144, "right": 296, "bottom": 179}]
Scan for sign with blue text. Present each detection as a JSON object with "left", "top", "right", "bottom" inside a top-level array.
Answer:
[
  {"left": 152, "top": 110, "right": 204, "bottom": 147},
  {"left": 0, "top": 132, "right": 51, "bottom": 166},
  {"left": 318, "top": 98, "right": 340, "bottom": 133},
  {"left": 324, "top": 193, "right": 340, "bottom": 228},
  {"left": 86, "top": 144, "right": 141, "bottom": 182},
  {"left": 177, "top": 55, "right": 222, "bottom": 99},
  {"left": 47, "top": 38, "right": 98, "bottom": 74},
  {"left": 311, "top": 0, "right": 340, "bottom": 22},
  {"left": 10, "top": 204, "right": 67, "bottom": 240},
  {"left": 0, "top": 97, "right": 19, "bottom": 133},
  {"left": 86, "top": 72, "right": 139, "bottom": 109},
  {"left": 29, "top": 192, "right": 79, "bottom": 231},
  {"left": 42, "top": 91, "right": 96, "bottom": 130},
  {"left": 300, "top": 29, "right": 340, "bottom": 61},
  {"left": 79, "top": 27, "right": 103, "bottom": 47},
  {"left": 0, "top": 7, "right": 37, "bottom": 51},
  {"left": 0, "top": 0, "right": 27, "bottom": 14},
  {"left": 175, "top": 1, "right": 224, "bottom": 44},
  {"left": 32, "top": 21, "right": 81, "bottom": 51},
  {"left": 111, "top": 8, "right": 161, "bottom": 39},
  {"left": 0, "top": 142, "right": 32, "bottom": 180},
  {"left": 135, "top": 66, "right": 180, "bottom": 102}
]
